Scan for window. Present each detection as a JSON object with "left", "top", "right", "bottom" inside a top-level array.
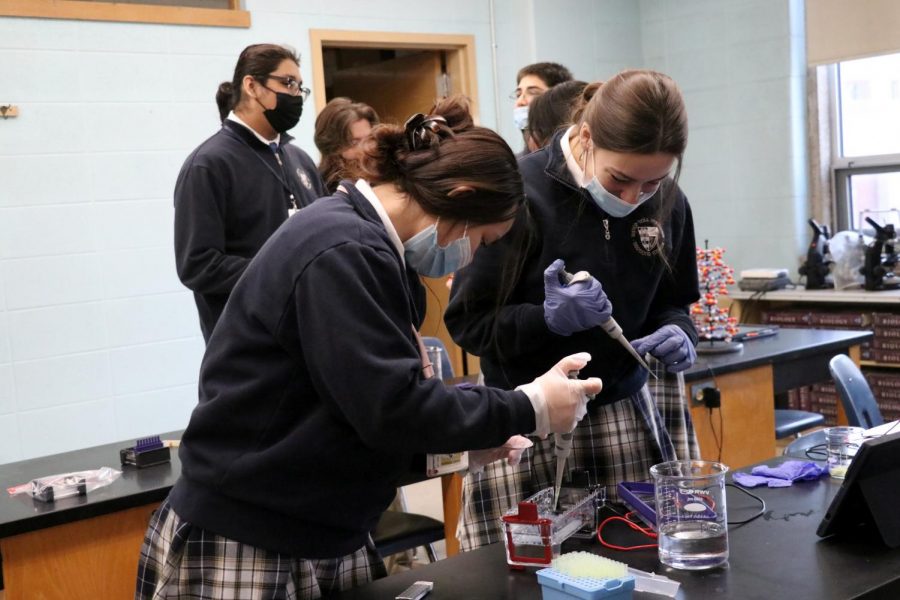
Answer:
[
  {"left": 831, "top": 53, "right": 900, "bottom": 231},
  {"left": 0, "top": 0, "right": 249, "bottom": 28}
]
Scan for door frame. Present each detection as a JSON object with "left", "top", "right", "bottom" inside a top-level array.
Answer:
[{"left": 308, "top": 29, "right": 480, "bottom": 121}]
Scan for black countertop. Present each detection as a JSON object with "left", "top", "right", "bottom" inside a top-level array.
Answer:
[
  {"left": 683, "top": 328, "right": 873, "bottom": 385},
  {"left": 0, "top": 431, "right": 182, "bottom": 538},
  {"left": 331, "top": 457, "right": 900, "bottom": 600}
]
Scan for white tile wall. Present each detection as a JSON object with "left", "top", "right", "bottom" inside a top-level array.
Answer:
[
  {"left": 0, "top": 154, "right": 93, "bottom": 207},
  {"left": 0, "top": 0, "right": 808, "bottom": 463},
  {"left": 8, "top": 302, "right": 108, "bottom": 361},
  {"left": 114, "top": 384, "right": 197, "bottom": 441},
  {"left": 18, "top": 398, "right": 117, "bottom": 458},
  {"left": 14, "top": 352, "right": 111, "bottom": 411},
  {"left": 0, "top": 414, "right": 22, "bottom": 464},
  {"left": 0, "top": 204, "right": 96, "bottom": 259},
  {"left": 3, "top": 254, "right": 105, "bottom": 310},
  {"left": 92, "top": 200, "right": 173, "bottom": 252},
  {"left": 100, "top": 246, "right": 184, "bottom": 299},
  {"left": 0, "top": 312, "right": 10, "bottom": 363},
  {"left": 0, "top": 364, "right": 14, "bottom": 415},
  {"left": 109, "top": 338, "right": 204, "bottom": 396},
  {"left": 0, "top": 106, "right": 88, "bottom": 157},
  {"left": 104, "top": 292, "right": 200, "bottom": 347}
]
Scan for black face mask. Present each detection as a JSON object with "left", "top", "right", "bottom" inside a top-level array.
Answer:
[{"left": 261, "top": 91, "right": 303, "bottom": 133}]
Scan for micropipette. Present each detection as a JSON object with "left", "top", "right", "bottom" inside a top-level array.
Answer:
[
  {"left": 552, "top": 427, "right": 573, "bottom": 511},
  {"left": 560, "top": 269, "right": 657, "bottom": 379}
]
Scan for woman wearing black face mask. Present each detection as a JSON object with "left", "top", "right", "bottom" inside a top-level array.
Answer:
[{"left": 177, "top": 43, "right": 327, "bottom": 343}]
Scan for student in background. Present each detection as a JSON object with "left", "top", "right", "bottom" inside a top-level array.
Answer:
[
  {"left": 136, "top": 96, "right": 602, "bottom": 599},
  {"left": 174, "top": 43, "right": 326, "bottom": 343},
  {"left": 446, "top": 70, "right": 701, "bottom": 550},
  {"left": 523, "top": 79, "right": 588, "bottom": 152},
  {"left": 511, "top": 61, "right": 573, "bottom": 147},
  {"left": 314, "top": 97, "right": 380, "bottom": 194}
]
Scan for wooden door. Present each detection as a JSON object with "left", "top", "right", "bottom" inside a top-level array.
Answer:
[{"left": 330, "top": 51, "right": 442, "bottom": 124}]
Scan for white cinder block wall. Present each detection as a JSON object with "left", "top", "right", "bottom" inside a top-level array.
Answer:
[{"left": 0, "top": 0, "right": 804, "bottom": 463}]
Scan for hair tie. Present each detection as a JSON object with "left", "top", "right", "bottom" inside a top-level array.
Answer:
[{"left": 404, "top": 113, "right": 448, "bottom": 151}]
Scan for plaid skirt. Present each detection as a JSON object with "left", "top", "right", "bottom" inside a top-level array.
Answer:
[
  {"left": 457, "top": 362, "right": 700, "bottom": 551},
  {"left": 136, "top": 500, "right": 386, "bottom": 599}
]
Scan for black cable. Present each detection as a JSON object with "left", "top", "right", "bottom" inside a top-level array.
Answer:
[
  {"left": 804, "top": 443, "right": 828, "bottom": 460},
  {"left": 725, "top": 483, "right": 766, "bottom": 526},
  {"left": 708, "top": 407, "right": 723, "bottom": 463},
  {"left": 703, "top": 363, "right": 724, "bottom": 462}
]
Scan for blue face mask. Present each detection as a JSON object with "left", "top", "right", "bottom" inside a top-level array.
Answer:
[
  {"left": 582, "top": 146, "right": 656, "bottom": 218},
  {"left": 513, "top": 105, "right": 529, "bottom": 131},
  {"left": 403, "top": 219, "right": 472, "bottom": 278}
]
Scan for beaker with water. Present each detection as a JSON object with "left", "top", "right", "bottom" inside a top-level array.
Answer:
[{"left": 650, "top": 460, "right": 729, "bottom": 570}]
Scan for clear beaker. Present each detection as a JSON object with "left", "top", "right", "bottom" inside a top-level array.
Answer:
[
  {"left": 650, "top": 460, "right": 729, "bottom": 570},
  {"left": 425, "top": 345, "right": 443, "bottom": 380},
  {"left": 825, "top": 426, "right": 864, "bottom": 479}
]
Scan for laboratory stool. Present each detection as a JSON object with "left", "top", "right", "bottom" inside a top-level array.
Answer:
[{"left": 373, "top": 509, "right": 443, "bottom": 563}]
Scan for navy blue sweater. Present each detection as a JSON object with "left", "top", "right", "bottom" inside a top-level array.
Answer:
[
  {"left": 446, "top": 130, "right": 700, "bottom": 403},
  {"left": 169, "top": 182, "right": 536, "bottom": 558},
  {"left": 174, "top": 120, "right": 326, "bottom": 342}
]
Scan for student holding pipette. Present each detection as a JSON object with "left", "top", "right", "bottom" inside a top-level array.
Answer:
[{"left": 445, "top": 69, "right": 702, "bottom": 551}]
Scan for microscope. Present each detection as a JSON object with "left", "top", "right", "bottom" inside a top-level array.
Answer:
[
  {"left": 861, "top": 217, "right": 899, "bottom": 291},
  {"left": 798, "top": 219, "right": 833, "bottom": 289}
]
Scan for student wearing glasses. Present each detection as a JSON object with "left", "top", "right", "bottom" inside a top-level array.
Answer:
[
  {"left": 511, "top": 62, "right": 574, "bottom": 148},
  {"left": 175, "top": 43, "right": 326, "bottom": 343},
  {"left": 314, "top": 97, "right": 380, "bottom": 193}
]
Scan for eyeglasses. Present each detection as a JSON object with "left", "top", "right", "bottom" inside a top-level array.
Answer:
[
  {"left": 508, "top": 85, "right": 547, "bottom": 101},
  {"left": 266, "top": 75, "right": 311, "bottom": 100}
]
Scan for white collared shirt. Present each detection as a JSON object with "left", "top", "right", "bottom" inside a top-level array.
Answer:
[
  {"left": 227, "top": 111, "right": 280, "bottom": 147},
  {"left": 560, "top": 125, "right": 586, "bottom": 186},
  {"left": 353, "top": 179, "right": 405, "bottom": 266}
]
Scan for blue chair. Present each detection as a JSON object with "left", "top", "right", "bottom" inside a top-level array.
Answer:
[
  {"left": 372, "top": 336, "right": 456, "bottom": 565},
  {"left": 785, "top": 354, "right": 883, "bottom": 459},
  {"left": 828, "top": 354, "right": 884, "bottom": 429}
]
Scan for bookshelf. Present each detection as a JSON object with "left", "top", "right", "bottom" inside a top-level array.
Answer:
[{"left": 728, "top": 288, "right": 900, "bottom": 424}]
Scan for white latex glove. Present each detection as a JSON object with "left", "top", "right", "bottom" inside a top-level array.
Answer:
[
  {"left": 517, "top": 352, "right": 603, "bottom": 437},
  {"left": 468, "top": 435, "right": 534, "bottom": 473}
]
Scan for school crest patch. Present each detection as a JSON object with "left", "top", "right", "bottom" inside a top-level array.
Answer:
[
  {"left": 631, "top": 218, "right": 664, "bottom": 256},
  {"left": 297, "top": 169, "right": 312, "bottom": 190}
]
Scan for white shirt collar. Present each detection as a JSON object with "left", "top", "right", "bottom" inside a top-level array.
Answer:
[
  {"left": 560, "top": 125, "right": 585, "bottom": 186},
  {"left": 353, "top": 179, "right": 405, "bottom": 266},
  {"left": 227, "top": 111, "right": 280, "bottom": 147}
]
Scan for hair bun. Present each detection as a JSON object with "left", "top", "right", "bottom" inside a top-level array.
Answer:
[{"left": 430, "top": 96, "right": 475, "bottom": 132}]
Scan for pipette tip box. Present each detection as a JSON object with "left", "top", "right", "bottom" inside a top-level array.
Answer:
[{"left": 537, "top": 568, "right": 635, "bottom": 600}]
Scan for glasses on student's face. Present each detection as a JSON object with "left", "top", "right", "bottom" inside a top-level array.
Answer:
[
  {"left": 508, "top": 85, "right": 546, "bottom": 101},
  {"left": 267, "top": 74, "right": 311, "bottom": 100}
]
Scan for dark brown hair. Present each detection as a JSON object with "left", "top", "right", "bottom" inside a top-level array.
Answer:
[
  {"left": 577, "top": 69, "right": 688, "bottom": 180},
  {"left": 215, "top": 43, "right": 300, "bottom": 122},
  {"left": 577, "top": 70, "right": 688, "bottom": 269},
  {"left": 314, "top": 97, "right": 379, "bottom": 193},
  {"left": 358, "top": 95, "right": 524, "bottom": 225},
  {"left": 526, "top": 80, "right": 587, "bottom": 149},
  {"left": 516, "top": 62, "right": 573, "bottom": 87}
]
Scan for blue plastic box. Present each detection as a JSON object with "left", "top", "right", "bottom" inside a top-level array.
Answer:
[{"left": 536, "top": 568, "right": 635, "bottom": 600}]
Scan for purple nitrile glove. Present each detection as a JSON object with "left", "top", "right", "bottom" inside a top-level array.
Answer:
[
  {"left": 631, "top": 324, "right": 697, "bottom": 373},
  {"left": 733, "top": 461, "right": 827, "bottom": 488},
  {"left": 543, "top": 259, "right": 613, "bottom": 337},
  {"left": 733, "top": 472, "right": 793, "bottom": 488},
  {"left": 752, "top": 461, "right": 827, "bottom": 482}
]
